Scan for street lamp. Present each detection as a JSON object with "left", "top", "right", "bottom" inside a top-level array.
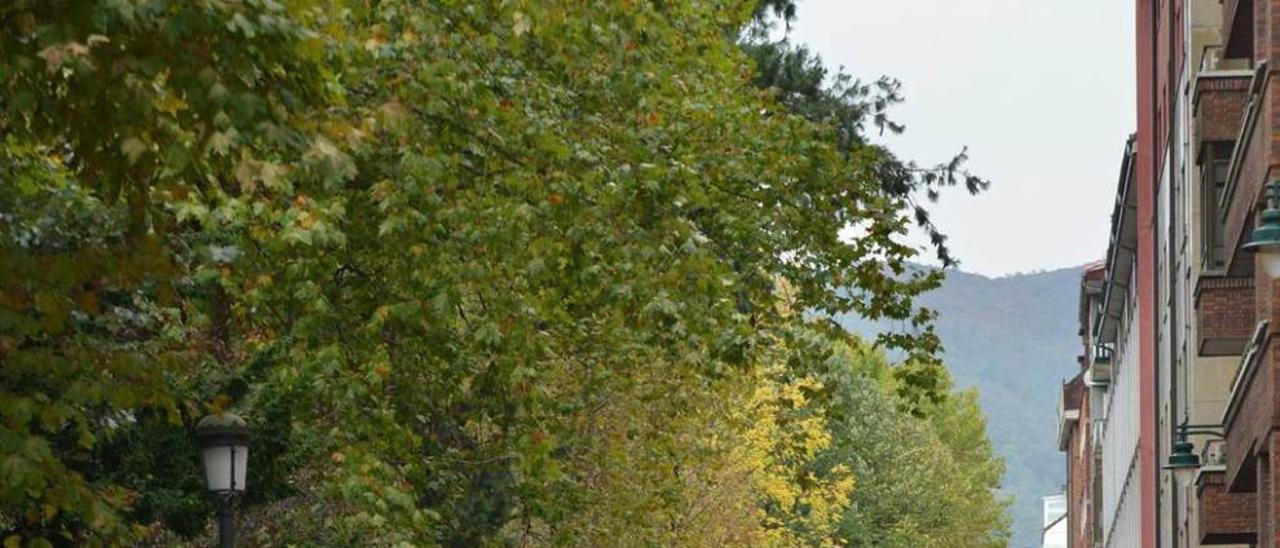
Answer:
[
  {"left": 196, "top": 412, "right": 250, "bottom": 548},
  {"left": 1162, "top": 423, "right": 1224, "bottom": 472},
  {"left": 1163, "top": 432, "right": 1200, "bottom": 471},
  {"left": 1244, "top": 180, "right": 1280, "bottom": 278}
]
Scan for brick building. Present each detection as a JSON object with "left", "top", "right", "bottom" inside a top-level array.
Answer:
[
  {"left": 1190, "top": 0, "right": 1280, "bottom": 544},
  {"left": 1057, "top": 262, "right": 1107, "bottom": 548},
  {"left": 1086, "top": 137, "right": 1146, "bottom": 548},
  {"left": 1060, "top": 0, "right": 1280, "bottom": 545}
]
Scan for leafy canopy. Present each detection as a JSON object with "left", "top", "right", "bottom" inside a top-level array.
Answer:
[{"left": 1, "top": 0, "right": 1003, "bottom": 546}]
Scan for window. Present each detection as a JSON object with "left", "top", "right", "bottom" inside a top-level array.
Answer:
[{"left": 1201, "top": 141, "right": 1233, "bottom": 270}]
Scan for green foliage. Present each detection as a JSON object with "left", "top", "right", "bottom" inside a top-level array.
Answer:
[
  {"left": 765, "top": 329, "right": 1010, "bottom": 547},
  {"left": 1, "top": 0, "right": 342, "bottom": 544},
  {"left": 1, "top": 0, "right": 1006, "bottom": 546},
  {"left": 841, "top": 266, "right": 1084, "bottom": 547},
  {"left": 743, "top": 3, "right": 990, "bottom": 270}
]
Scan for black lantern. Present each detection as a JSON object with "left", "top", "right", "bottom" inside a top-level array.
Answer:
[{"left": 196, "top": 412, "right": 250, "bottom": 548}]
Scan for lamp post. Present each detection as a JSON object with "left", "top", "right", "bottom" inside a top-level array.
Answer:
[
  {"left": 1163, "top": 432, "right": 1200, "bottom": 471},
  {"left": 1162, "top": 423, "right": 1224, "bottom": 473},
  {"left": 1243, "top": 180, "right": 1280, "bottom": 278},
  {"left": 196, "top": 412, "right": 250, "bottom": 548}
]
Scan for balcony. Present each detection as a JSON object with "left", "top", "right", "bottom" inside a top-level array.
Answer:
[
  {"left": 1057, "top": 374, "right": 1084, "bottom": 451},
  {"left": 1222, "top": 322, "right": 1270, "bottom": 491},
  {"left": 1086, "top": 344, "right": 1112, "bottom": 385},
  {"left": 1195, "top": 275, "right": 1254, "bottom": 356},
  {"left": 1220, "top": 64, "right": 1269, "bottom": 275},
  {"left": 1194, "top": 70, "right": 1249, "bottom": 149},
  {"left": 1197, "top": 464, "right": 1257, "bottom": 545}
]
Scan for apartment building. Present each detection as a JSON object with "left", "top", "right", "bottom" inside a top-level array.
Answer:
[
  {"left": 1065, "top": 138, "right": 1145, "bottom": 548},
  {"left": 1059, "top": 0, "right": 1280, "bottom": 545},
  {"left": 1188, "top": 0, "right": 1280, "bottom": 544},
  {"left": 1058, "top": 263, "right": 1106, "bottom": 548}
]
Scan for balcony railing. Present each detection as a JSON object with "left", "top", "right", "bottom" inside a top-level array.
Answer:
[
  {"left": 1197, "top": 465, "right": 1257, "bottom": 545},
  {"left": 1218, "top": 62, "right": 1268, "bottom": 273},
  {"left": 1087, "top": 344, "right": 1113, "bottom": 385},
  {"left": 1194, "top": 275, "right": 1255, "bottom": 356},
  {"left": 1222, "top": 321, "right": 1270, "bottom": 490}
]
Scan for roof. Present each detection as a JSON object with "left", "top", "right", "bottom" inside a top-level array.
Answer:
[{"left": 1095, "top": 135, "right": 1138, "bottom": 344}]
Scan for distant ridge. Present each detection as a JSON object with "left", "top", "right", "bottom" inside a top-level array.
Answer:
[{"left": 839, "top": 264, "right": 1084, "bottom": 548}]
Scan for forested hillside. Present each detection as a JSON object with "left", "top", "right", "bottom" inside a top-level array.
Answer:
[{"left": 842, "top": 266, "right": 1082, "bottom": 548}]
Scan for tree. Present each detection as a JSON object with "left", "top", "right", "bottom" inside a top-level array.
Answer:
[
  {"left": 1, "top": 1, "right": 1005, "bottom": 545},
  {"left": 1, "top": 1, "right": 347, "bottom": 544},
  {"left": 662, "top": 313, "right": 1011, "bottom": 547},
  {"left": 785, "top": 334, "right": 1011, "bottom": 547},
  {"left": 744, "top": 0, "right": 989, "bottom": 269}
]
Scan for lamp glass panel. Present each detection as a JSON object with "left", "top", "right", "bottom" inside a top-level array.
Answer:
[
  {"left": 1261, "top": 249, "right": 1280, "bottom": 279},
  {"left": 201, "top": 445, "right": 249, "bottom": 492}
]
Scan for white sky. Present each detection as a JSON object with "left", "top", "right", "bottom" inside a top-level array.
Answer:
[{"left": 789, "top": 0, "right": 1135, "bottom": 277}]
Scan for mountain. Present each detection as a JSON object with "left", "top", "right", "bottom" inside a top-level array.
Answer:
[{"left": 839, "top": 265, "right": 1084, "bottom": 548}]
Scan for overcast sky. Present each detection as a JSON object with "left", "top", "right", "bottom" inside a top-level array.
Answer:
[{"left": 788, "top": 0, "right": 1135, "bottom": 277}]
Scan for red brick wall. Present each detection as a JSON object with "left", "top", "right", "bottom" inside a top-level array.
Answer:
[
  {"left": 1067, "top": 394, "right": 1091, "bottom": 548},
  {"left": 1196, "top": 77, "right": 1250, "bottom": 149},
  {"left": 1225, "top": 341, "right": 1273, "bottom": 490},
  {"left": 1196, "top": 276, "right": 1256, "bottom": 355},
  {"left": 1198, "top": 468, "right": 1257, "bottom": 544}
]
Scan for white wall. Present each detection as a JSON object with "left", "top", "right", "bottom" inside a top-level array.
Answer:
[{"left": 1100, "top": 267, "right": 1142, "bottom": 547}]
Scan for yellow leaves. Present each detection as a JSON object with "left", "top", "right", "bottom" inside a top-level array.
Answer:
[
  {"left": 364, "top": 31, "right": 388, "bottom": 50},
  {"left": 36, "top": 34, "right": 111, "bottom": 73},
  {"left": 512, "top": 11, "right": 532, "bottom": 37},
  {"left": 207, "top": 129, "right": 237, "bottom": 156},
  {"left": 37, "top": 43, "right": 89, "bottom": 73},
  {"left": 3, "top": 535, "right": 19, "bottom": 548},
  {"left": 303, "top": 137, "right": 356, "bottom": 184},
  {"left": 293, "top": 212, "right": 316, "bottom": 236},
  {"left": 260, "top": 161, "right": 288, "bottom": 189},
  {"left": 233, "top": 157, "right": 291, "bottom": 192},
  {"left": 737, "top": 362, "right": 853, "bottom": 546},
  {"left": 153, "top": 90, "right": 188, "bottom": 115},
  {"left": 120, "top": 137, "right": 147, "bottom": 164},
  {"left": 773, "top": 276, "right": 798, "bottom": 318}
]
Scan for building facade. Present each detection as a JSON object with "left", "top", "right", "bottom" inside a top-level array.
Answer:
[
  {"left": 1059, "top": 263, "right": 1106, "bottom": 548},
  {"left": 1058, "top": 0, "right": 1280, "bottom": 545},
  {"left": 1063, "top": 138, "right": 1146, "bottom": 548}
]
